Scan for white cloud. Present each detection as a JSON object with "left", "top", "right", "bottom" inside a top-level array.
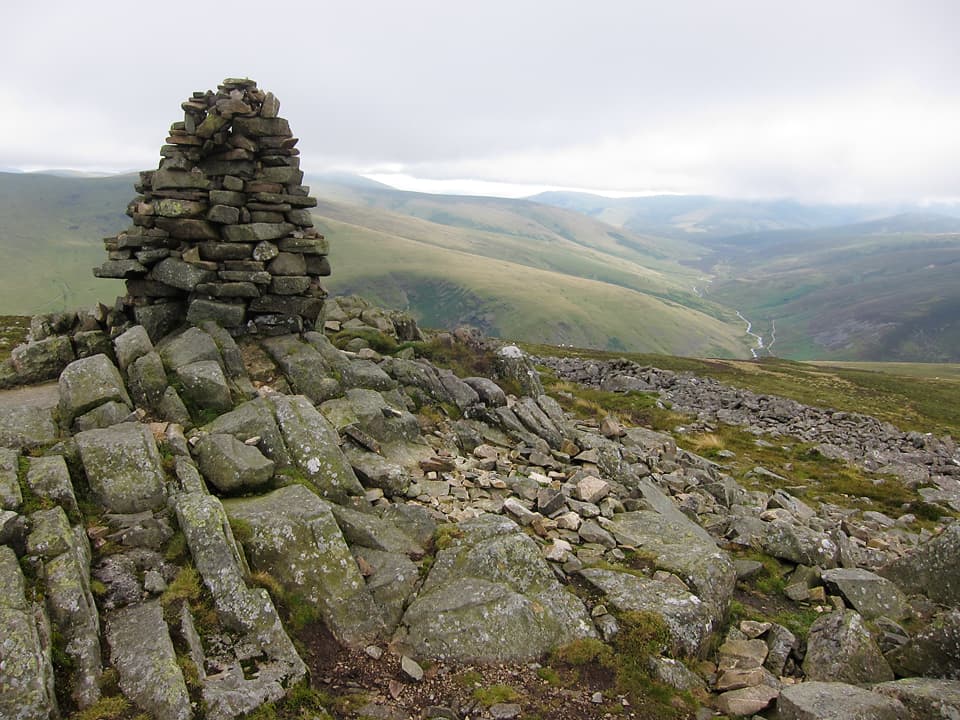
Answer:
[{"left": 2, "top": 0, "right": 957, "bottom": 203}]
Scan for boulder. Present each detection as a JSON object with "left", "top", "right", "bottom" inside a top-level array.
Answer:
[
  {"left": 776, "top": 681, "right": 905, "bottom": 720},
  {"left": 58, "top": 354, "right": 131, "bottom": 427},
  {"left": 224, "top": 485, "right": 386, "bottom": 646},
  {"left": 873, "top": 677, "right": 960, "bottom": 719},
  {"left": 262, "top": 335, "right": 341, "bottom": 404},
  {"left": 463, "top": 377, "right": 507, "bottom": 407},
  {"left": 175, "top": 360, "right": 234, "bottom": 415},
  {"left": 820, "top": 568, "right": 909, "bottom": 620},
  {"left": 269, "top": 394, "right": 364, "bottom": 501},
  {"left": 887, "top": 608, "right": 960, "bottom": 679},
  {"left": 193, "top": 433, "right": 275, "bottom": 492},
  {"left": 105, "top": 601, "right": 191, "bottom": 720},
  {"left": 202, "top": 398, "right": 291, "bottom": 468},
  {"left": 329, "top": 503, "right": 424, "bottom": 556},
  {"left": 579, "top": 567, "right": 715, "bottom": 656},
  {"left": 158, "top": 326, "right": 222, "bottom": 371},
  {"left": 11, "top": 336, "right": 75, "bottom": 383},
  {"left": 113, "top": 324, "right": 154, "bottom": 372},
  {"left": 607, "top": 491, "right": 735, "bottom": 619},
  {"left": 126, "top": 351, "right": 168, "bottom": 410},
  {"left": 0, "top": 545, "right": 57, "bottom": 720},
  {"left": 173, "top": 492, "right": 306, "bottom": 700},
  {"left": 352, "top": 547, "right": 419, "bottom": 632},
  {"left": 760, "top": 519, "right": 840, "bottom": 568},
  {"left": 320, "top": 388, "right": 420, "bottom": 445},
  {"left": 494, "top": 346, "right": 544, "bottom": 397},
  {"left": 75, "top": 423, "right": 167, "bottom": 513},
  {"left": 879, "top": 524, "right": 960, "bottom": 606},
  {"left": 42, "top": 528, "right": 102, "bottom": 708},
  {"left": 803, "top": 611, "right": 893, "bottom": 684},
  {"left": 400, "top": 514, "right": 596, "bottom": 662}
]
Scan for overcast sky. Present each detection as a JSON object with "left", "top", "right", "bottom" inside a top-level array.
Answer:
[{"left": 2, "top": 0, "right": 957, "bottom": 202}]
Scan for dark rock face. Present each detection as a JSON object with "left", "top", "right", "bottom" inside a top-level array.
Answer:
[{"left": 94, "top": 78, "right": 329, "bottom": 339}]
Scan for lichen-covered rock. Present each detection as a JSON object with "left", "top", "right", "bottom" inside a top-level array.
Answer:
[
  {"left": 760, "top": 518, "right": 839, "bottom": 568},
  {"left": 75, "top": 422, "right": 167, "bottom": 513},
  {"left": 173, "top": 491, "right": 306, "bottom": 714},
  {"left": 262, "top": 335, "right": 341, "bottom": 404},
  {"left": 0, "top": 545, "right": 58, "bottom": 720},
  {"left": 203, "top": 398, "right": 291, "bottom": 468},
  {"left": 879, "top": 524, "right": 960, "bottom": 606},
  {"left": 352, "top": 546, "right": 419, "bottom": 632},
  {"left": 269, "top": 394, "right": 363, "bottom": 501},
  {"left": 820, "top": 568, "right": 909, "bottom": 621},
  {"left": 329, "top": 503, "right": 424, "bottom": 556},
  {"left": 58, "top": 354, "right": 131, "bottom": 427},
  {"left": 776, "top": 681, "right": 905, "bottom": 720},
  {"left": 607, "top": 489, "right": 735, "bottom": 619},
  {"left": 106, "top": 601, "right": 191, "bottom": 720},
  {"left": 42, "top": 525, "right": 102, "bottom": 708},
  {"left": 873, "top": 677, "right": 960, "bottom": 719},
  {"left": 126, "top": 351, "right": 168, "bottom": 410},
  {"left": 113, "top": 325, "right": 154, "bottom": 372},
  {"left": 463, "top": 377, "right": 507, "bottom": 407},
  {"left": 579, "top": 567, "right": 714, "bottom": 656},
  {"left": 400, "top": 514, "right": 596, "bottom": 662},
  {"left": 320, "top": 388, "right": 419, "bottom": 445},
  {"left": 494, "top": 345, "right": 544, "bottom": 397},
  {"left": 11, "top": 336, "right": 74, "bottom": 384},
  {"left": 25, "top": 455, "right": 79, "bottom": 519},
  {"left": 158, "top": 326, "right": 222, "bottom": 372},
  {"left": 888, "top": 608, "right": 960, "bottom": 680},
  {"left": 0, "top": 446, "right": 22, "bottom": 510},
  {"left": 803, "top": 610, "right": 893, "bottom": 684},
  {"left": 224, "top": 485, "right": 385, "bottom": 646},
  {"left": 175, "top": 360, "right": 234, "bottom": 415},
  {"left": 73, "top": 400, "right": 136, "bottom": 431},
  {"left": 193, "top": 433, "right": 274, "bottom": 493}
]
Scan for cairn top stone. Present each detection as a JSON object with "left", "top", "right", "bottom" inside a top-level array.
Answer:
[{"left": 94, "top": 77, "right": 330, "bottom": 339}]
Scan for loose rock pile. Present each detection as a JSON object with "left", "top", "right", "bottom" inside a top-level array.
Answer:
[
  {"left": 94, "top": 78, "right": 328, "bottom": 340},
  {"left": 537, "top": 355, "right": 960, "bottom": 494}
]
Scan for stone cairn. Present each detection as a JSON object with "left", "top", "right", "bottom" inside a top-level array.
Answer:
[{"left": 94, "top": 77, "right": 328, "bottom": 340}]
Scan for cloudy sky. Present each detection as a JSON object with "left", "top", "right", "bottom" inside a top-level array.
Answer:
[{"left": 2, "top": 0, "right": 957, "bottom": 202}]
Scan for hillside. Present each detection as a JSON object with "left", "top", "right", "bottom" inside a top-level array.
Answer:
[
  {"left": 0, "top": 171, "right": 750, "bottom": 357},
  {"left": 0, "top": 172, "right": 127, "bottom": 312},
  {"left": 703, "top": 215, "right": 960, "bottom": 360}
]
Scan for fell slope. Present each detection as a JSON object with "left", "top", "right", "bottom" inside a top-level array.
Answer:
[{"left": 705, "top": 214, "right": 960, "bottom": 360}]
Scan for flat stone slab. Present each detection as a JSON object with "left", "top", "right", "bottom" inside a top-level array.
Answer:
[
  {"left": 821, "top": 567, "right": 909, "bottom": 620},
  {"left": 106, "top": 601, "right": 190, "bottom": 720},
  {"left": 777, "top": 681, "right": 905, "bottom": 720},
  {"left": 0, "top": 404, "right": 58, "bottom": 450},
  {"left": 873, "top": 677, "right": 960, "bottom": 719}
]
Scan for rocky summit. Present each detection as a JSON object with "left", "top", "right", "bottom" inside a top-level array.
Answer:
[
  {"left": 1, "top": 301, "right": 960, "bottom": 720},
  {"left": 3, "top": 78, "right": 960, "bottom": 720}
]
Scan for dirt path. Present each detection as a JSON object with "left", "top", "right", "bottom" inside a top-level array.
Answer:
[{"left": 0, "top": 381, "right": 59, "bottom": 410}]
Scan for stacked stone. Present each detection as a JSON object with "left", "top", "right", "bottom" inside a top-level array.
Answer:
[{"left": 94, "top": 77, "right": 329, "bottom": 340}]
